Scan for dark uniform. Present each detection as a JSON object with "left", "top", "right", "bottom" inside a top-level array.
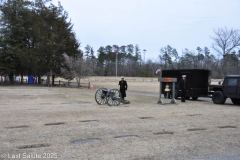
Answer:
[
  {"left": 179, "top": 75, "right": 188, "bottom": 102},
  {"left": 119, "top": 77, "right": 127, "bottom": 99}
]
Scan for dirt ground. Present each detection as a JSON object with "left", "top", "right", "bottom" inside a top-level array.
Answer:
[{"left": 0, "top": 78, "right": 240, "bottom": 160}]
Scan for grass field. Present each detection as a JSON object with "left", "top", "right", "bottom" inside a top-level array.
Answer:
[{"left": 0, "top": 78, "right": 239, "bottom": 160}]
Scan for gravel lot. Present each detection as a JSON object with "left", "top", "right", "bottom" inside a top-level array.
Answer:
[{"left": 0, "top": 79, "right": 240, "bottom": 160}]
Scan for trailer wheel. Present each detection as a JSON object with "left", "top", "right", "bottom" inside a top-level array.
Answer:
[
  {"left": 212, "top": 91, "right": 225, "bottom": 104},
  {"left": 231, "top": 98, "right": 240, "bottom": 105},
  {"left": 192, "top": 97, "right": 198, "bottom": 100}
]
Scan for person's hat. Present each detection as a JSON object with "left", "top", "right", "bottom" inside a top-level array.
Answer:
[
  {"left": 121, "top": 76, "right": 124, "bottom": 79},
  {"left": 182, "top": 75, "right": 186, "bottom": 78}
]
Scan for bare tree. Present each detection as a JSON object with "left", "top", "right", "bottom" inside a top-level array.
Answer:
[
  {"left": 211, "top": 27, "right": 240, "bottom": 58},
  {"left": 61, "top": 53, "right": 92, "bottom": 87},
  {"left": 84, "top": 45, "right": 91, "bottom": 57}
]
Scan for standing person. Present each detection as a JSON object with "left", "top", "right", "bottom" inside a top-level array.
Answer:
[
  {"left": 119, "top": 76, "right": 128, "bottom": 99},
  {"left": 179, "top": 75, "right": 188, "bottom": 102}
]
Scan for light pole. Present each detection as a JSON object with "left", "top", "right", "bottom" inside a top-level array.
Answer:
[
  {"left": 112, "top": 46, "right": 117, "bottom": 77},
  {"left": 116, "top": 51, "right": 117, "bottom": 77},
  {"left": 143, "top": 49, "right": 146, "bottom": 63}
]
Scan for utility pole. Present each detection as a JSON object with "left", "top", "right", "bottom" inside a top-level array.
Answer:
[
  {"left": 116, "top": 51, "right": 117, "bottom": 77},
  {"left": 143, "top": 49, "right": 146, "bottom": 63},
  {"left": 112, "top": 46, "right": 117, "bottom": 77}
]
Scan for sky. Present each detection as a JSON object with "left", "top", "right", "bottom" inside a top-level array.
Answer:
[{"left": 51, "top": 0, "right": 240, "bottom": 61}]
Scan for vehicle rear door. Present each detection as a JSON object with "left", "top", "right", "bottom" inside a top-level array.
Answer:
[{"left": 223, "top": 77, "right": 238, "bottom": 98}]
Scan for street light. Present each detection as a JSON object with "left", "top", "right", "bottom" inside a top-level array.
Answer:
[
  {"left": 112, "top": 46, "right": 117, "bottom": 77},
  {"left": 143, "top": 49, "right": 147, "bottom": 63}
]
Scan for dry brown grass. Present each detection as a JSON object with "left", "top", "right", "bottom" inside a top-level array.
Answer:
[{"left": 0, "top": 78, "right": 239, "bottom": 160}]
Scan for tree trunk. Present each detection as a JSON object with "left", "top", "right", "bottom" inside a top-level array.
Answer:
[
  {"left": 222, "top": 56, "right": 227, "bottom": 77},
  {"left": 38, "top": 75, "right": 41, "bottom": 84},
  {"left": 76, "top": 77, "right": 80, "bottom": 87},
  {"left": 21, "top": 73, "right": 23, "bottom": 84},
  {"left": 47, "top": 75, "right": 50, "bottom": 86},
  {"left": 9, "top": 73, "right": 14, "bottom": 84},
  {"left": 52, "top": 75, "right": 55, "bottom": 86}
]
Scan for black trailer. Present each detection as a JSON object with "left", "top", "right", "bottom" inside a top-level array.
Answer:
[{"left": 161, "top": 69, "right": 211, "bottom": 100}]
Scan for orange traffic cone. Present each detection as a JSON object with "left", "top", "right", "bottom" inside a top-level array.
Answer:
[{"left": 90, "top": 85, "right": 94, "bottom": 90}]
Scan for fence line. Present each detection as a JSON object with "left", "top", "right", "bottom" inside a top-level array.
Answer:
[{"left": 87, "top": 77, "right": 159, "bottom": 82}]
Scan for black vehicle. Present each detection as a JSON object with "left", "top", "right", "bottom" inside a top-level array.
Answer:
[
  {"left": 161, "top": 69, "right": 211, "bottom": 100},
  {"left": 209, "top": 75, "right": 240, "bottom": 105}
]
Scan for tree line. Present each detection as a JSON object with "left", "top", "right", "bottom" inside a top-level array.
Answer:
[
  {"left": 1, "top": 0, "right": 240, "bottom": 85},
  {"left": 0, "top": 0, "right": 81, "bottom": 84}
]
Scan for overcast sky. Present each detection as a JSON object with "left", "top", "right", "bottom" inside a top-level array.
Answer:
[{"left": 51, "top": 0, "right": 240, "bottom": 61}]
